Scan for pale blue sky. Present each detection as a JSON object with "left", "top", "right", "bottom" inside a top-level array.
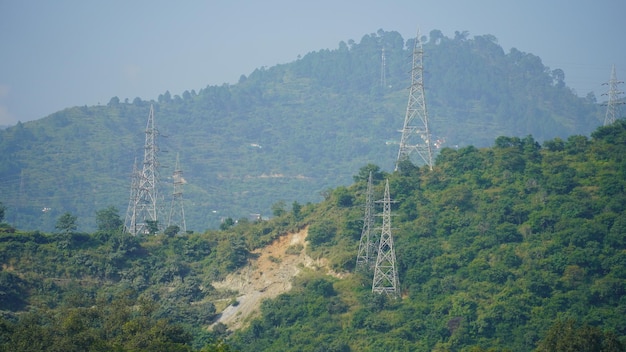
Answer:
[{"left": 1, "top": 0, "right": 624, "bottom": 125}]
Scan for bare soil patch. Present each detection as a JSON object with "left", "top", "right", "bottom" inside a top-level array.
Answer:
[{"left": 211, "top": 227, "right": 333, "bottom": 331}]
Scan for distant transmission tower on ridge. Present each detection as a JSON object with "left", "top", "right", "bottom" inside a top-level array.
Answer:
[
  {"left": 602, "top": 65, "right": 624, "bottom": 126},
  {"left": 124, "top": 104, "right": 161, "bottom": 236},
  {"left": 356, "top": 171, "right": 376, "bottom": 270},
  {"left": 168, "top": 152, "right": 187, "bottom": 233},
  {"left": 396, "top": 29, "right": 434, "bottom": 171},
  {"left": 380, "top": 47, "right": 387, "bottom": 88},
  {"left": 372, "top": 179, "right": 400, "bottom": 298}
]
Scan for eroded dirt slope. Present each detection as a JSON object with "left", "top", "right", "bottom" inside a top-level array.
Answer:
[{"left": 211, "top": 227, "right": 336, "bottom": 331}]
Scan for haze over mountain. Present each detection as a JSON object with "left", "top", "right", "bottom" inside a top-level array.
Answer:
[
  {"left": 0, "top": 29, "right": 606, "bottom": 233},
  {"left": 1, "top": 0, "right": 624, "bottom": 126}
]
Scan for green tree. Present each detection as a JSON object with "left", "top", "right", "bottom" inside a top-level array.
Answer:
[
  {"left": 107, "top": 96, "right": 120, "bottom": 106},
  {"left": 201, "top": 340, "right": 236, "bottom": 352},
  {"left": 333, "top": 186, "right": 353, "bottom": 207},
  {"left": 0, "top": 271, "right": 26, "bottom": 310},
  {"left": 353, "top": 163, "right": 384, "bottom": 183},
  {"left": 308, "top": 219, "right": 336, "bottom": 246},
  {"left": 146, "top": 220, "right": 159, "bottom": 235},
  {"left": 56, "top": 212, "right": 77, "bottom": 234},
  {"left": 0, "top": 201, "right": 5, "bottom": 222},
  {"left": 219, "top": 217, "right": 234, "bottom": 231},
  {"left": 536, "top": 319, "right": 624, "bottom": 352},
  {"left": 164, "top": 225, "right": 180, "bottom": 237},
  {"left": 95, "top": 206, "right": 123, "bottom": 232},
  {"left": 215, "top": 236, "right": 248, "bottom": 272},
  {"left": 543, "top": 137, "right": 565, "bottom": 152},
  {"left": 271, "top": 201, "right": 286, "bottom": 217},
  {"left": 292, "top": 201, "right": 302, "bottom": 221}
]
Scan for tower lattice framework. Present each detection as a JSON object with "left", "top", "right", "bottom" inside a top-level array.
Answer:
[
  {"left": 372, "top": 179, "right": 400, "bottom": 298},
  {"left": 603, "top": 65, "right": 624, "bottom": 126},
  {"left": 124, "top": 104, "right": 161, "bottom": 235},
  {"left": 356, "top": 171, "right": 376, "bottom": 270},
  {"left": 168, "top": 153, "right": 186, "bottom": 233},
  {"left": 396, "top": 30, "right": 433, "bottom": 171},
  {"left": 380, "top": 47, "right": 387, "bottom": 88},
  {"left": 124, "top": 158, "right": 140, "bottom": 235}
]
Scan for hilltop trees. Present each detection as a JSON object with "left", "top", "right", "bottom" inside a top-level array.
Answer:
[
  {"left": 55, "top": 212, "right": 77, "bottom": 234},
  {"left": 95, "top": 206, "right": 123, "bottom": 233},
  {"left": 226, "top": 121, "right": 626, "bottom": 351},
  {"left": 0, "top": 29, "right": 604, "bottom": 233},
  {"left": 0, "top": 201, "right": 10, "bottom": 233}
]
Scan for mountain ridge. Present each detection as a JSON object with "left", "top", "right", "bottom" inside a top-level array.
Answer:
[{"left": 0, "top": 29, "right": 604, "bottom": 232}]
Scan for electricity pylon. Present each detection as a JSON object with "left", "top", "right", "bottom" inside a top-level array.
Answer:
[
  {"left": 380, "top": 47, "right": 387, "bottom": 88},
  {"left": 356, "top": 171, "right": 376, "bottom": 270},
  {"left": 168, "top": 152, "right": 186, "bottom": 233},
  {"left": 372, "top": 179, "right": 400, "bottom": 298},
  {"left": 396, "top": 30, "right": 433, "bottom": 171},
  {"left": 602, "top": 65, "right": 624, "bottom": 126},
  {"left": 124, "top": 158, "right": 140, "bottom": 235},
  {"left": 124, "top": 104, "right": 161, "bottom": 235}
]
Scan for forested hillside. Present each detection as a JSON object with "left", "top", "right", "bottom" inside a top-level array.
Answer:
[
  {"left": 0, "top": 29, "right": 603, "bottom": 232},
  {"left": 224, "top": 120, "right": 626, "bottom": 351},
  {"left": 0, "top": 120, "right": 624, "bottom": 351}
]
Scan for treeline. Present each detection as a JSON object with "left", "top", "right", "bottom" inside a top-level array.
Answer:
[
  {"left": 0, "top": 201, "right": 309, "bottom": 351},
  {"left": 0, "top": 121, "right": 624, "bottom": 350},
  {"left": 0, "top": 29, "right": 603, "bottom": 233},
  {"left": 226, "top": 120, "right": 626, "bottom": 351}
]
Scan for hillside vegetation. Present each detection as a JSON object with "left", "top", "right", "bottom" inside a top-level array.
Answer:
[
  {"left": 0, "top": 120, "right": 625, "bottom": 351},
  {"left": 0, "top": 29, "right": 603, "bottom": 232}
]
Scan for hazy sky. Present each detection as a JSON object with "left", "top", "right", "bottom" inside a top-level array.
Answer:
[{"left": 1, "top": 0, "right": 624, "bottom": 126}]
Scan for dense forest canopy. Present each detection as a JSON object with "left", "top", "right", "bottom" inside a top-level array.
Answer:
[
  {"left": 0, "top": 120, "right": 624, "bottom": 351},
  {"left": 0, "top": 29, "right": 604, "bottom": 234}
]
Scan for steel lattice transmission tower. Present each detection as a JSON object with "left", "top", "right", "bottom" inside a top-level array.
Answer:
[
  {"left": 124, "top": 104, "right": 161, "bottom": 236},
  {"left": 396, "top": 30, "right": 433, "bottom": 171},
  {"left": 124, "top": 158, "right": 140, "bottom": 235},
  {"left": 380, "top": 47, "right": 387, "bottom": 88},
  {"left": 602, "top": 65, "right": 624, "bottom": 126},
  {"left": 372, "top": 179, "right": 400, "bottom": 298},
  {"left": 168, "top": 153, "right": 187, "bottom": 233},
  {"left": 356, "top": 172, "right": 376, "bottom": 270}
]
